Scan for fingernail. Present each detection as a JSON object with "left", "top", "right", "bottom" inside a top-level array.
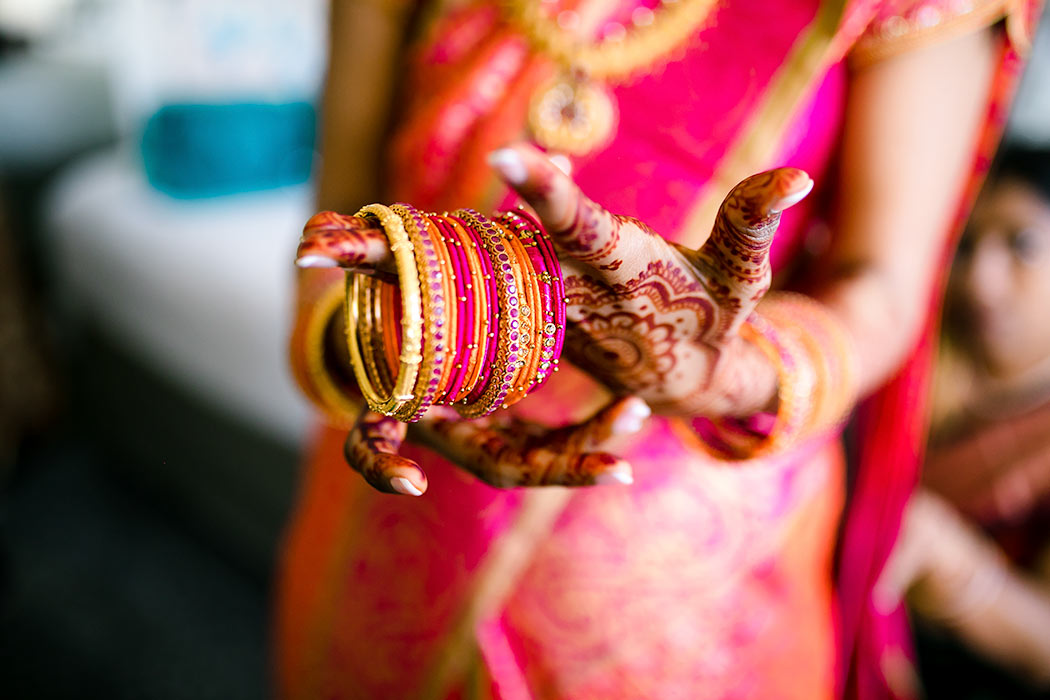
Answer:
[
  {"left": 296, "top": 255, "right": 338, "bottom": 268},
  {"left": 549, "top": 153, "right": 573, "bottom": 177},
  {"left": 488, "top": 149, "right": 527, "bottom": 185},
  {"left": 390, "top": 476, "right": 423, "bottom": 496},
  {"left": 595, "top": 465, "right": 634, "bottom": 486},
  {"left": 612, "top": 417, "right": 643, "bottom": 435},
  {"left": 769, "top": 178, "right": 814, "bottom": 213},
  {"left": 625, "top": 399, "right": 651, "bottom": 420}
]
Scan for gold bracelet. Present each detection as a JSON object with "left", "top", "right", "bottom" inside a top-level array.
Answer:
[{"left": 345, "top": 203, "right": 422, "bottom": 415}]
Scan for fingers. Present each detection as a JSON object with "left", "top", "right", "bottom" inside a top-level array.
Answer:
[
  {"left": 488, "top": 144, "right": 627, "bottom": 270},
  {"left": 296, "top": 211, "right": 395, "bottom": 274},
  {"left": 696, "top": 168, "right": 812, "bottom": 335},
  {"left": 344, "top": 409, "right": 428, "bottom": 496},
  {"left": 423, "top": 397, "right": 647, "bottom": 488},
  {"left": 545, "top": 396, "right": 651, "bottom": 454}
]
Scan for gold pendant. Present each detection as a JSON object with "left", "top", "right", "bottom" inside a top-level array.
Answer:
[{"left": 527, "top": 74, "right": 617, "bottom": 156}]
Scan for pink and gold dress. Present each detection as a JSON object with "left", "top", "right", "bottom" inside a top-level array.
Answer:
[{"left": 282, "top": 1, "right": 1035, "bottom": 698}]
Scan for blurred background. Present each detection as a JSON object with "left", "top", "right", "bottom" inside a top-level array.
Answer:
[{"left": 0, "top": 1, "right": 1047, "bottom": 699}]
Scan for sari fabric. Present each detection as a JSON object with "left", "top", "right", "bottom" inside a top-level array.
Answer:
[{"left": 279, "top": 1, "right": 1033, "bottom": 698}]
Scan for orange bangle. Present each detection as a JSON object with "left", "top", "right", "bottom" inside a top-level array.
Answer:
[
  {"left": 390, "top": 203, "right": 446, "bottom": 421},
  {"left": 424, "top": 214, "right": 459, "bottom": 405},
  {"left": 500, "top": 221, "right": 544, "bottom": 407},
  {"left": 452, "top": 208, "right": 522, "bottom": 418},
  {"left": 443, "top": 214, "right": 489, "bottom": 402}
]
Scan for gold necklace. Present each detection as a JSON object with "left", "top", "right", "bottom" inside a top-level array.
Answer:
[{"left": 504, "top": 0, "right": 721, "bottom": 154}]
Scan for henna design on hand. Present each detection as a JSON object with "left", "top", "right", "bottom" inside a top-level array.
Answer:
[
  {"left": 299, "top": 144, "right": 811, "bottom": 493},
  {"left": 343, "top": 398, "right": 647, "bottom": 494}
]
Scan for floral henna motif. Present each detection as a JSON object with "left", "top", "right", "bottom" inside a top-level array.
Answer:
[
  {"left": 551, "top": 168, "right": 810, "bottom": 410},
  {"left": 308, "top": 151, "right": 811, "bottom": 491}
]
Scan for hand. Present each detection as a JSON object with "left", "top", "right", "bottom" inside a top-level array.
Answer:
[
  {"left": 298, "top": 143, "right": 812, "bottom": 416},
  {"left": 346, "top": 397, "right": 648, "bottom": 495},
  {"left": 925, "top": 405, "right": 1050, "bottom": 524}
]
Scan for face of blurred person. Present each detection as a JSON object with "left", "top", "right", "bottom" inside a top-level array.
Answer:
[{"left": 953, "top": 177, "right": 1050, "bottom": 381}]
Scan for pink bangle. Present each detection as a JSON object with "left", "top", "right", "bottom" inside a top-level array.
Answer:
[
  {"left": 453, "top": 208, "right": 522, "bottom": 418},
  {"left": 428, "top": 213, "right": 472, "bottom": 404},
  {"left": 391, "top": 203, "right": 446, "bottom": 422},
  {"left": 451, "top": 212, "right": 499, "bottom": 405},
  {"left": 500, "top": 207, "right": 566, "bottom": 389}
]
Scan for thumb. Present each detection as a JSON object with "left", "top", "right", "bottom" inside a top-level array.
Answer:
[{"left": 697, "top": 168, "right": 812, "bottom": 336}]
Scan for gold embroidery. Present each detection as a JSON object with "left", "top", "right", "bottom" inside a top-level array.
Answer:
[{"left": 851, "top": 0, "right": 1020, "bottom": 67}]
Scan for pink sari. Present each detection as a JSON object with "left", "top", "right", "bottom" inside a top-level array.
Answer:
[{"left": 280, "top": 2, "right": 1035, "bottom": 697}]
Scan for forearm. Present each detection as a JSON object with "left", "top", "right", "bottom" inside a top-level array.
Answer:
[
  {"left": 819, "top": 27, "right": 998, "bottom": 397},
  {"left": 911, "top": 509, "right": 1050, "bottom": 685},
  {"left": 316, "top": 0, "right": 412, "bottom": 211}
]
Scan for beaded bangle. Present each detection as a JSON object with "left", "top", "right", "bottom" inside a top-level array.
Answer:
[
  {"left": 497, "top": 217, "right": 545, "bottom": 407},
  {"left": 498, "top": 208, "right": 564, "bottom": 391},
  {"left": 443, "top": 214, "right": 490, "bottom": 402},
  {"left": 518, "top": 207, "right": 566, "bottom": 383},
  {"left": 391, "top": 203, "right": 447, "bottom": 422},
  {"left": 422, "top": 214, "right": 460, "bottom": 405},
  {"left": 345, "top": 204, "right": 422, "bottom": 415},
  {"left": 457, "top": 213, "right": 501, "bottom": 406},
  {"left": 452, "top": 209, "right": 523, "bottom": 418},
  {"left": 428, "top": 214, "right": 471, "bottom": 404}
]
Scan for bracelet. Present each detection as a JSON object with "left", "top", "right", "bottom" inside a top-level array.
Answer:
[
  {"left": 345, "top": 204, "right": 422, "bottom": 415},
  {"left": 499, "top": 218, "right": 543, "bottom": 407},
  {"left": 452, "top": 209, "right": 523, "bottom": 418},
  {"left": 336, "top": 202, "right": 569, "bottom": 422},
  {"left": 443, "top": 214, "right": 490, "bottom": 402},
  {"left": 391, "top": 203, "right": 447, "bottom": 422},
  {"left": 499, "top": 208, "right": 565, "bottom": 390}
]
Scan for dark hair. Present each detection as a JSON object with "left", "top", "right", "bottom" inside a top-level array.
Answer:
[{"left": 988, "top": 143, "right": 1050, "bottom": 202}]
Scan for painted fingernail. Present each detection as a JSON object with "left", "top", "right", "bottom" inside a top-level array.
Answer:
[
  {"left": 488, "top": 149, "right": 528, "bottom": 185},
  {"left": 769, "top": 177, "right": 814, "bottom": 213},
  {"left": 625, "top": 399, "right": 651, "bottom": 420},
  {"left": 549, "top": 154, "right": 573, "bottom": 177},
  {"left": 595, "top": 465, "right": 634, "bottom": 486},
  {"left": 390, "top": 476, "right": 423, "bottom": 496},
  {"left": 296, "top": 255, "right": 339, "bottom": 268}
]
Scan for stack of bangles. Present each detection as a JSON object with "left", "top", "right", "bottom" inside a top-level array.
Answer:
[{"left": 345, "top": 203, "right": 567, "bottom": 422}]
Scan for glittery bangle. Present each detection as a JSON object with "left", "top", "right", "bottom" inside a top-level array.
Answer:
[
  {"left": 443, "top": 214, "right": 490, "bottom": 402},
  {"left": 508, "top": 207, "right": 565, "bottom": 383},
  {"left": 420, "top": 214, "right": 459, "bottom": 405},
  {"left": 496, "top": 217, "right": 544, "bottom": 407},
  {"left": 391, "top": 203, "right": 446, "bottom": 422},
  {"left": 451, "top": 212, "right": 501, "bottom": 408},
  {"left": 498, "top": 208, "right": 564, "bottom": 393},
  {"left": 452, "top": 208, "right": 523, "bottom": 418},
  {"left": 345, "top": 204, "right": 422, "bottom": 415},
  {"left": 428, "top": 214, "right": 472, "bottom": 404}
]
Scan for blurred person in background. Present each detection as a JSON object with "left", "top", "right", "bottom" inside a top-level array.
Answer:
[
  {"left": 880, "top": 146, "right": 1050, "bottom": 692},
  {"left": 285, "top": 2, "right": 1039, "bottom": 699}
]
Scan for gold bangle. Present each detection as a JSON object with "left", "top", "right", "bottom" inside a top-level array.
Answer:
[
  {"left": 390, "top": 203, "right": 446, "bottom": 421},
  {"left": 345, "top": 203, "right": 422, "bottom": 415}
]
